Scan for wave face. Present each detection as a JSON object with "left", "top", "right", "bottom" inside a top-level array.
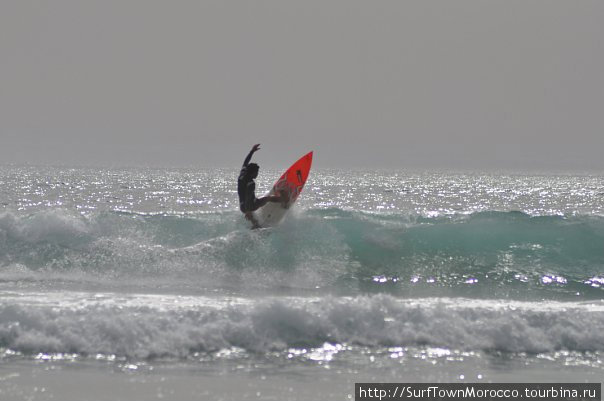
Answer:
[
  {"left": 1, "top": 294, "right": 603, "bottom": 359},
  {"left": 1, "top": 209, "right": 603, "bottom": 299}
]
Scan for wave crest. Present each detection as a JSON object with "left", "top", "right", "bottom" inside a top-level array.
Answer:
[{"left": 1, "top": 209, "right": 603, "bottom": 297}]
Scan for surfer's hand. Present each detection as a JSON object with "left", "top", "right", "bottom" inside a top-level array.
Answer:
[{"left": 252, "top": 144, "right": 260, "bottom": 152}]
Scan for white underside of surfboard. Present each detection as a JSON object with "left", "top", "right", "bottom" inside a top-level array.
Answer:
[
  {"left": 254, "top": 202, "right": 288, "bottom": 228},
  {"left": 253, "top": 188, "right": 292, "bottom": 228}
]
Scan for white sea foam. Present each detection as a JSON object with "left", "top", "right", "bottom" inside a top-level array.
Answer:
[
  {"left": 0, "top": 210, "right": 90, "bottom": 244},
  {"left": 1, "top": 294, "right": 603, "bottom": 358}
]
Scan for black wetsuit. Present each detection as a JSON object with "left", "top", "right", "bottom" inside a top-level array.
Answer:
[{"left": 238, "top": 150, "right": 261, "bottom": 213}]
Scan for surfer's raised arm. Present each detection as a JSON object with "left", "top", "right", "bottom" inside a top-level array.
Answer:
[{"left": 242, "top": 144, "right": 261, "bottom": 168}]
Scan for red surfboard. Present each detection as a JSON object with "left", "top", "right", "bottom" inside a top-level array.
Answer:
[{"left": 254, "top": 151, "right": 313, "bottom": 227}]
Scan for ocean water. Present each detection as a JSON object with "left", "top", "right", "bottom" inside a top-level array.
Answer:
[{"left": 0, "top": 165, "right": 603, "bottom": 400}]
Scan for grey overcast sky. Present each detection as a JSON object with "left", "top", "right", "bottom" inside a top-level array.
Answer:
[{"left": 1, "top": 1, "right": 603, "bottom": 170}]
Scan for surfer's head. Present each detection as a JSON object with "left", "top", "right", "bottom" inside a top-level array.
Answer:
[{"left": 247, "top": 163, "right": 259, "bottom": 179}]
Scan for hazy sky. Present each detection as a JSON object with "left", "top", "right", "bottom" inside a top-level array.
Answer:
[{"left": 1, "top": 1, "right": 603, "bottom": 170}]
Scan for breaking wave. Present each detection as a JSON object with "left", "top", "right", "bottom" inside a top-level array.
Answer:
[
  {"left": 1, "top": 295, "right": 603, "bottom": 359},
  {"left": 1, "top": 209, "right": 603, "bottom": 298}
]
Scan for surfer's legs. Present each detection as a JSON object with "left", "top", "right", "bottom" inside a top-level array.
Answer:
[
  {"left": 242, "top": 197, "right": 274, "bottom": 213},
  {"left": 258, "top": 190, "right": 290, "bottom": 207},
  {"left": 258, "top": 195, "right": 280, "bottom": 204},
  {"left": 254, "top": 195, "right": 284, "bottom": 208},
  {"left": 244, "top": 212, "right": 261, "bottom": 229},
  {"left": 242, "top": 191, "right": 291, "bottom": 226},
  {"left": 242, "top": 198, "right": 269, "bottom": 228}
]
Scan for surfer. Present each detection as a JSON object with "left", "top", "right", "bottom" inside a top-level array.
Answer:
[{"left": 238, "top": 144, "right": 287, "bottom": 227}]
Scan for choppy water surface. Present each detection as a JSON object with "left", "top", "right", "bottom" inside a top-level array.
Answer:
[{"left": 1, "top": 166, "right": 603, "bottom": 399}]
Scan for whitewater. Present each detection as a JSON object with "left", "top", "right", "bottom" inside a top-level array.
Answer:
[{"left": 1, "top": 165, "right": 603, "bottom": 400}]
